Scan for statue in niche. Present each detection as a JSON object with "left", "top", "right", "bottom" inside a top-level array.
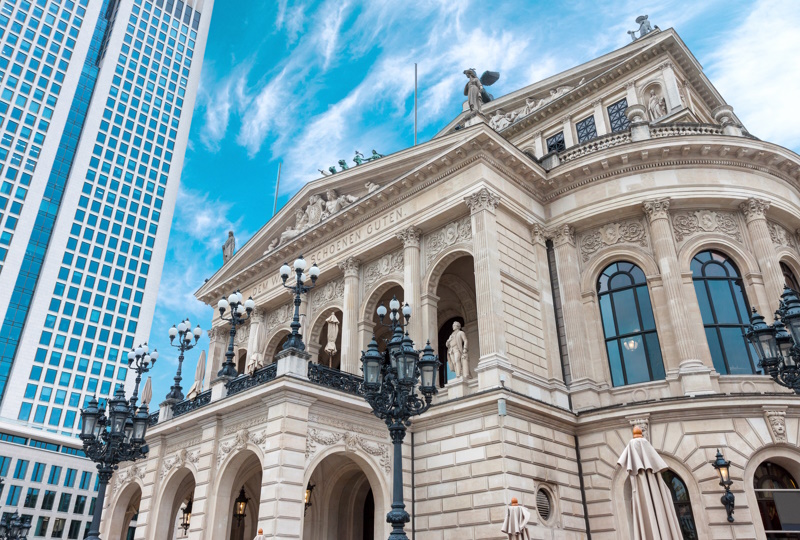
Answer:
[
  {"left": 323, "top": 189, "right": 358, "bottom": 218},
  {"left": 279, "top": 209, "right": 309, "bottom": 244},
  {"left": 222, "top": 231, "right": 235, "bottom": 263},
  {"left": 365, "top": 181, "right": 380, "bottom": 193},
  {"left": 304, "top": 194, "right": 326, "bottom": 227},
  {"left": 628, "top": 15, "right": 656, "bottom": 41},
  {"left": 446, "top": 321, "right": 470, "bottom": 379},
  {"left": 647, "top": 88, "right": 667, "bottom": 120}
]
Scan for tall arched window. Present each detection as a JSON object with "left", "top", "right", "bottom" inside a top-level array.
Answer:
[
  {"left": 781, "top": 262, "right": 800, "bottom": 292},
  {"left": 662, "top": 470, "right": 698, "bottom": 540},
  {"left": 691, "top": 250, "right": 755, "bottom": 375},
  {"left": 597, "top": 262, "right": 665, "bottom": 386},
  {"left": 754, "top": 461, "right": 800, "bottom": 537}
]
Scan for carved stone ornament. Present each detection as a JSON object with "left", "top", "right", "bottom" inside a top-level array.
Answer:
[
  {"left": 113, "top": 463, "right": 146, "bottom": 494},
  {"left": 642, "top": 198, "right": 671, "bottom": 222},
  {"left": 671, "top": 210, "right": 742, "bottom": 243},
  {"left": 266, "top": 303, "right": 292, "bottom": 330},
  {"left": 739, "top": 198, "right": 770, "bottom": 222},
  {"left": 161, "top": 448, "right": 199, "bottom": 479},
  {"left": 396, "top": 226, "right": 423, "bottom": 248},
  {"left": 217, "top": 428, "right": 268, "bottom": 466},
  {"left": 425, "top": 216, "right": 472, "bottom": 265},
  {"left": 310, "top": 278, "right": 345, "bottom": 310},
  {"left": 530, "top": 223, "right": 547, "bottom": 246},
  {"left": 308, "top": 413, "right": 384, "bottom": 438},
  {"left": 338, "top": 257, "right": 361, "bottom": 278},
  {"left": 234, "top": 322, "right": 250, "bottom": 346},
  {"left": 768, "top": 221, "right": 794, "bottom": 249},
  {"left": 223, "top": 415, "right": 269, "bottom": 436},
  {"left": 765, "top": 410, "right": 787, "bottom": 443},
  {"left": 464, "top": 188, "right": 500, "bottom": 214},
  {"left": 628, "top": 417, "right": 650, "bottom": 440},
  {"left": 551, "top": 224, "right": 575, "bottom": 247},
  {"left": 208, "top": 326, "right": 226, "bottom": 343},
  {"left": 306, "top": 428, "right": 391, "bottom": 474},
  {"left": 364, "top": 251, "right": 404, "bottom": 287},
  {"left": 579, "top": 219, "right": 649, "bottom": 262}
]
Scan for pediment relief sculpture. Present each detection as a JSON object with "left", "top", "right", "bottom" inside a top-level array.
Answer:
[
  {"left": 489, "top": 85, "right": 575, "bottom": 129},
  {"left": 671, "top": 210, "right": 742, "bottom": 243},
  {"left": 578, "top": 219, "right": 649, "bottom": 262}
]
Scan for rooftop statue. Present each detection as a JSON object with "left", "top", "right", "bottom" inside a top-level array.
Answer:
[
  {"left": 353, "top": 151, "right": 367, "bottom": 165},
  {"left": 628, "top": 15, "right": 656, "bottom": 41},
  {"left": 463, "top": 68, "right": 500, "bottom": 114},
  {"left": 338, "top": 159, "right": 349, "bottom": 170},
  {"left": 222, "top": 230, "right": 235, "bottom": 263}
]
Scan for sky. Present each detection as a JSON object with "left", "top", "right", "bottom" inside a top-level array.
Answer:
[{"left": 144, "top": 0, "right": 800, "bottom": 402}]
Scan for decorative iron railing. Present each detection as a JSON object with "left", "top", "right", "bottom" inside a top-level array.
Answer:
[
  {"left": 148, "top": 410, "right": 160, "bottom": 426},
  {"left": 226, "top": 363, "right": 278, "bottom": 397},
  {"left": 307, "top": 362, "right": 364, "bottom": 396},
  {"left": 172, "top": 389, "right": 213, "bottom": 418}
]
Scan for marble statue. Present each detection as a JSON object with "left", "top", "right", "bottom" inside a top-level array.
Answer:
[
  {"left": 324, "top": 313, "right": 339, "bottom": 366},
  {"left": 647, "top": 88, "right": 667, "bottom": 120},
  {"left": 463, "top": 68, "right": 484, "bottom": 113},
  {"left": 268, "top": 237, "right": 279, "bottom": 251},
  {"left": 280, "top": 209, "right": 308, "bottom": 244},
  {"left": 366, "top": 181, "right": 380, "bottom": 193},
  {"left": 323, "top": 189, "right": 358, "bottom": 218},
  {"left": 446, "top": 321, "right": 470, "bottom": 379},
  {"left": 222, "top": 231, "right": 235, "bottom": 263},
  {"left": 304, "top": 195, "right": 326, "bottom": 227},
  {"left": 521, "top": 97, "right": 542, "bottom": 116},
  {"left": 489, "top": 109, "right": 510, "bottom": 130},
  {"left": 338, "top": 159, "right": 349, "bottom": 171},
  {"left": 628, "top": 15, "right": 655, "bottom": 41}
]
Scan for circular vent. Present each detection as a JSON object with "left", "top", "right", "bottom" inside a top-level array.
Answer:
[{"left": 536, "top": 488, "right": 552, "bottom": 521}]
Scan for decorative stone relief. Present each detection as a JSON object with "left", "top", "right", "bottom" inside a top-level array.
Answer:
[
  {"left": 338, "top": 257, "right": 360, "bottom": 278},
  {"left": 165, "top": 438, "right": 202, "bottom": 454},
  {"left": 306, "top": 428, "right": 391, "bottom": 474},
  {"left": 223, "top": 415, "right": 269, "bottom": 436},
  {"left": 768, "top": 221, "right": 795, "bottom": 249},
  {"left": 234, "top": 322, "right": 250, "bottom": 347},
  {"left": 308, "top": 413, "right": 384, "bottom": 438},
  {"left": 266, "top": 303, "right": 292, "bottom": 330},
  {"left": 310, "top": 278, "right": 345, "bottom": 310},
  {"left": 277, "top": 190, "right": 361, "bottom": 247},
  {"left": 161, "top": 448, "right": 199, "bottom": 479},
  {"left": 364, "top": 251, "right": 404, "bottom": 287},
  {"left": 217, "top": 428, "right": 268, "bottom": 466},
  {"left": 642, "top": 198, "right": 671, "bottom": 222},
  {"left": 530, "top": 223, "right": 547, "bottom": 246},
  {"left": 671, "top": 210, "right": 742, "bottom": 243},
  {"left": 739, "top": 198, "right": 770, "bottom": 222},
  {"left": 551, "top": 224, "right": 575, "bottom": 247},
  {"left": 113, "top": 463, "right": 146, "bottom": 494},
  {"left": 425, "top": 216, "right": 472, "bottom": 265},
  {"left": 396, "top": 226, "right": 423, "bottom": 248},
  {"left": 765, "top": 410, "right": 787, "bottom": 443},
  {"left": 578, "top": 219, "right": 648, "bottom": 262},
  {"left": 464, "top": 188, "right": 500, "bottom": 214}
]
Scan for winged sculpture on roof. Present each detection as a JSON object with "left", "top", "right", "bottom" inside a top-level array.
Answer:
[{"left": 463, "top": 69, "right": 500, "bottom": 114}]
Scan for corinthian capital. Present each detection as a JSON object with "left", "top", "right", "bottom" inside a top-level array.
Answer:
[
  {"left": 551, "top": 224, "right": 575, "bottom": 247},
  {"left": 642, "top": 198, "right": 671, "bottom": 222},
  {"left": 464, "top": 187, "right": 500, "bottom": 214},
  {"left": 530, "top": 223, "right": 549, "bottom": 246},
  {"left": 337, "top": 256, "right": 361, "bottom": 278},
  {"left": 739, "top": 198, "right": 770, "bottom": 222},
  {"left": 396, "top": 226, "right": 422, "bottom": 248}
]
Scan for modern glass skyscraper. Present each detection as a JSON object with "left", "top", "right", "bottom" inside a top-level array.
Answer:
[{"left": 0, "top": 0, "right": 214, "bottom": 438}]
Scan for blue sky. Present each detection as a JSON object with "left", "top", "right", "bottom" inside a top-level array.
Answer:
[{"left": 144, "top": 0, "right": 800, "bottom": 401}]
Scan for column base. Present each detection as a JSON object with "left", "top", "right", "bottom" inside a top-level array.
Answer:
[
  {"left": 444, "top": 377, "right": 471, "bottom": 399},
  {"left": 276, "top": 348, "right": 311, "bottom": 379},
  {"left": 676, "top": 359, "right": 716, "bottom": 396}
]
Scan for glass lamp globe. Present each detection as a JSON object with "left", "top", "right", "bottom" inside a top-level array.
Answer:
[{"left": 293, "top": 257, "right": 307, "bottom": 271}]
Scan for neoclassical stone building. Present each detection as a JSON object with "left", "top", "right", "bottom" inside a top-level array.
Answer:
[{"left": 103, "top": 28, "right": 800, "bottom": 540}]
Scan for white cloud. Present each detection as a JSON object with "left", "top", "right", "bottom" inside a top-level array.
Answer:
[{"left": 705, "top": 0, "right": 800, "bottom": 151}]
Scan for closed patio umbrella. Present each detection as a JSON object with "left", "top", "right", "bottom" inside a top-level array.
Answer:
[
  {"left": 501, "top": 497, "right": 530, "bottom": 540},
  {"left": 185, "top": 351, "right": 206, "bottom": 400},
  {"left": 140, "top": 377, "right": 152, "bottom": 406},
  {"left": 617, "top": 426, "right": 682, "bottom": 540}
]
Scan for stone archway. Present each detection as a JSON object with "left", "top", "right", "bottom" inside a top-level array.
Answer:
[
  {"left": 153, "top": 467, "right": 196, "bottom": 540},
  {"left": 308, "top": 307, "right": 344, "bottom": 369},
  {"left": 369, "top": 284, "right": 406, "bottom": 351},
  {"left": 211, "top": 449, "right": 263, "bottom": 540},
  {"left": 264, "top": 329, "right": 291, "bottom": 364},
  {"left": 108, "top": 481, "right": 142, "bottom": 540},
  {"left": 302, "top": 453, "right": 385, "bottom": 540}
]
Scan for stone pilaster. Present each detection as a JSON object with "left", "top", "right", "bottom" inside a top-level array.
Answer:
[
  {"left": 464, "top": 188, "right": 510, "bottom": 389},
  {"left": 625, "top": 81, "right": 638, "bottom": 106},
  {"left": 338, "top": 257, "right": 361, "bottom": 374},
  {"left": 397, "top": 226, "right": 423, "bottom": 345},
  {"left": 561, "top": 115, "right": 575, "bottom": 148},
  {"left": 531, "top": 224, "right": 562, "bottom": 383},
  {"left": 531, "top": 131, "right": 544, "bottom": 158},
  {"left": 659, "top": 61, "right": 682, "bottom": 114},
  {"left": 740, "top": 198, "right": 783, "bottom": 303},
  {"left": 205, "top": 325, "right": 226, "bottom": 390},
  {"left": 643, "top": 198, "right": 713, "bottom": 395},
  {"left": 592, "top": 100, "right": 608, "bottom": 136}
]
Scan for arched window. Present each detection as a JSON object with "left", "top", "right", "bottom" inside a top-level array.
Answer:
[
  {"left": 754, "top": 461, "right": 800, "bottom": 537},
  {"left": 691, "top": 250, "right": 755, "bottom": 375},
  {"left": 661, "top": 470, "right": 698, "bottom": 540},
  {"left": 597, "top": 262, "right": 665, "bottom": 386},
  {"left": 781, "top": 262, "right": 800, "bottom": 292}
]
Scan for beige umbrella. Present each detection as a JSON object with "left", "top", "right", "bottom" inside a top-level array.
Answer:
[
  {"left": 500, "top": 497, "right": 530, "bottom": 540},
  {"left": 140, "top": 377, "right": 152, "bottom": 406},
  {"left": 617, "top": 427, "right": 682, "bottom": 540},
  {"left": 185, "top": 351, "right": 206, "bottom": 400},
  {"left": 324, "top": 313, "right": 340, "bottom": 366}
]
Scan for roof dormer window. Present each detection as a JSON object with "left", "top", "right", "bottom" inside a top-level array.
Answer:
[
  {"left": 576, "top": 115, "right": 597, "bottom": 143},
  {"left": 546, "top": 132, "right": 566, "bottom": 153}
]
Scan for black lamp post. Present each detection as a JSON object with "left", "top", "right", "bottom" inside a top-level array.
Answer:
[
  {"left": 233, "top": 487, "right": 249, "bottom": 526},
  {"left": 180, "top": 495, "right": 193, "bottom": 536},
  {"left": 81, "top": 345, "right": 154, "bottom": 540},
  {"left": 711, "top": 449, "right": 735, "bottom": 522},
  {"left": 745, "top": 287, "right": 800, "bottom": 392},
  {"left": 165, "top": 319, "right": 202, "bottom": 403},
  {"left": 216, "top": 291, "right": 255, "bottom": 380},
  {"left": 360, "top": 297, "right": 439, "bottom": 540},
  {"left": 304, "top": 482, "right": 315, "bottom": 515},
  {"left": 0, "top": 511, "right": 32, "bottom": 539},
  {"left": 279, "top": 256, "right": 320, "bottom": 352}
]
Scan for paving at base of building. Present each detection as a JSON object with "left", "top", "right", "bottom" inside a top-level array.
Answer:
[{"left": 100, "top": 24, "right": 800, "bottom": 540}]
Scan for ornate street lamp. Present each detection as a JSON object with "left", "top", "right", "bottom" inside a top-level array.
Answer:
[
  {"left": 216, "top": 290, "right": 255, "bottom": 380},
  {"left": 180, "top": 495, "right": 193, "bottom": 536},
  {"left": 279, "top": 256, "right": 319, "bottom": 352},
  {"left": 81, "top": 345, "right": 154, "bottom": 540},
  {"left": 745, "top": 287, "right": 800, "bottom": 392},
  {"left": 304, "top": 482, "right": 315, "bottom": 515},
  {"left": 711, "top": 449, "right": 735, "bottom": 522},
  {"left": 165, "top": 319, "right": 202, "bottom": 403},
  {"left": 360, "top": 297, "right": 439, "bottom": 540},
  {"left": 233, "top": 487, "right": 249, "bottom": 526},
  {"left": 0, "top": 511, "right": 32, "bottom": 539}
]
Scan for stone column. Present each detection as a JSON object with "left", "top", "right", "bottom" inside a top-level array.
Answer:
[
  {"left": 549, "top": 225, "right": 591, "bottom": 384},
  {"left": 338, "top": 257, "right": 361, "bottom": 374},
  {"left": 420, "top": 292, "right": 439, "bottom": 355},
  {"left": 592, "top": 100, "right": 608, "bottom": 136},
  {"left": 643, "top": 198, "right": 714, "bottom": 395},
  {"left": 531, "top": 225, "right": 562, "bottom": 383},
  {"left": 257, "top": 395, "right": 314, "bottom": 540},
  {"left": 531, "top": 131, "right": 544, "bottom": 158},
  {"left": 397, "top": 226, "right": 423, "bottom": 345},
  {"left": 741, "top": 198, "right": 783, "bottom": 302},
  {"left": 561, "top": 115, "right": 575, "bottom": 148},
  {"left": 465, "top": 187, "right": 510, "bottom": 389},
  {"left": 659, "top": 61, "right": 682, "bottom": 114}
]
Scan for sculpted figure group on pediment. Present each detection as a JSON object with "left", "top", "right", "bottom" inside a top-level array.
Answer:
[
  {"left": 272, "top": 189, "right": 362, "bottom": 250},
  {"left": 486, "top": 85, "right": 574, "bottom": 132}
]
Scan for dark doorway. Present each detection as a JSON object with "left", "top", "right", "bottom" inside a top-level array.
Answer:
[
  {"left": 437, "top": 316, "right": 464, "bottom": 387},
  {"left": 363, "top": 489, "right": 374, "bottom": 540}
]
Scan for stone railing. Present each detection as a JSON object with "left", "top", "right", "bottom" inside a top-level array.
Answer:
[
  {"left": 148, "top": 410, "right": 159, "bottom": 426},
  {"left": 559, "top": 131, "right": 632, "bottom": 163},
  {"left": 649, "top": 122, "right": 724, "bottom": 138},
  {"left": 172, "top": 389, "right": 213, "bottom": 418},
  {"left": 226, "top": 363, "right": 278, "bottom": 397},
  {"left": 307, "top": 362, "right": 364, "bottom": 396}
]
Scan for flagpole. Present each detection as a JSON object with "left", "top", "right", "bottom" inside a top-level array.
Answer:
[
  {"left": 414, "top": 63, "right": 418, "bottom": 146},
  {"left": 272, "top": 161, "right": 282, "bottom": 217}
]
